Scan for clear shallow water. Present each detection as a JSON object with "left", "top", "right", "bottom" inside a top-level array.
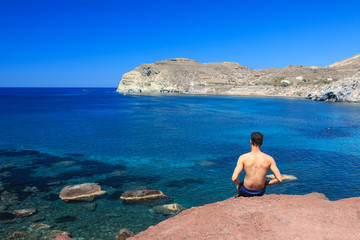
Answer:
[{"left": 0, "top": 88, "right": 359, "bottom": 239}]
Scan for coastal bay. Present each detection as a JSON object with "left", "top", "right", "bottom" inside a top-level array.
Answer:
[{"left": 0, "top": 88, "right": 359, "bottom": 239}]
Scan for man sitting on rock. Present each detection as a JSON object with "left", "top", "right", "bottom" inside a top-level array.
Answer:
[{"left": 232, "top": 132, "right": 282, "bottom": 197}]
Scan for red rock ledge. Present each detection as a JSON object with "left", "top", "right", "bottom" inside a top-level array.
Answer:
[{"left": 128, "top": 193, "right": 360, "bottom": 240}]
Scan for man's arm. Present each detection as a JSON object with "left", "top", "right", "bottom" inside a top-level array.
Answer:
[
  {"left": 232, "top": 156, "right": 244, "bottom": 185},
  {"left": 266, "top": 158, "right": 282, "bottom": 185}
]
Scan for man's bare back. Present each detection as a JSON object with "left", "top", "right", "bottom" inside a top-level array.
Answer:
[{"left": 232, "top": 132, "right": 282, "bottom": 197}]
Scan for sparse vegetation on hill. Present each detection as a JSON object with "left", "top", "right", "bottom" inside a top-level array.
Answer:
[{"left": 117, "top": 54, "right": 360, "bottom": 102}]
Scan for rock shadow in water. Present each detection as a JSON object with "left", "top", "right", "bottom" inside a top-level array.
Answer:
[
  {"left": 99, "top": 174, "right": 162, "bottom": 189},
  {"left": 0, "top": 149, "right": 40, "bottom": 157},
  {"left": 65, "top": 153, "right": 85, "bottom": 157},
  {"left": 0, "top": 166, "right": 52, "bottom": 200},
  {"left": 55, "top": 215, "right": 77, "bottom": 223},
  {"left": 106, "top": 190, "right": 124, "bottom": 200}
]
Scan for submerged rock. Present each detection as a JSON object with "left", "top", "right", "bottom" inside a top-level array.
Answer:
[
  {"left": 59, "top": 183, "right": 105, "bottom": 201},
  {"left": 29, "top": 223, "right": 50, "bottom": 231},
  {"left": 44, "top": 230, "right": 70, "bottom": 239},
  {"left": 115, "top": 228, "right": 134, "bottom": 240},
  {"left": 120, "top": 190, "right": 168, "bottom": 203},
  {"left": 9, "top": 231, "right": 29, "bottom": 238},
  {"left": 23, "top": 186, "right": 39, "bottom": 193},
  {"left": 199, "top": 160, "right": 216, "bottom": 167},
  {"left": 152, "top": 203, "right": 186, "bottom": 215},
  {"left": 0, "top": 171, "right": 11, "bottom": 178},
  {"left": 31, "top": 215, "right": 46, "bottom": 222},
  {"left": 0, "top": 191, "right": 19, "bottom": 207},
  {"left": 13, "top": 208, "right": 37, "bottom": 217},
  {"left": 82, "top": 202, "right": 97, "bottom": 211},
  {"left": 55, "top": 160, "right": 76, "bottom": 166}
]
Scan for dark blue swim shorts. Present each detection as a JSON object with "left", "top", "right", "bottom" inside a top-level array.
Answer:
[{"left": 236, "top": 183, "right": 265, "bottom": 197}]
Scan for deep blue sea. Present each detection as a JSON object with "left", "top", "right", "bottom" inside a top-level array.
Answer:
[{"left": 0, "top": 88, "right": 359, "bottom": 239}]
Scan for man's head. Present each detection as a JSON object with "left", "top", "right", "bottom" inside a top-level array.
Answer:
[{"left": 250, "top": 132, "right": 263, "bottom": 147}]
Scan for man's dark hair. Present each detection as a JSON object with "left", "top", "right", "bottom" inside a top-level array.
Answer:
[{"left": 251, "top": 132, "right": 263, "bottom": 147}]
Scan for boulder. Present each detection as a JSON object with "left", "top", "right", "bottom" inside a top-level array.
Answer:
[
  {"left": 59, "top": 183, "right": 105, "bottom": 201},
  {"left": 115, "top": 228, "right": 134, "bottom": 240},
  {"left": 152, "top": 203, "right": 185, "bottom": 215},
  {"left": 120, "top": 190, "right": 168, "bottom": 203}
]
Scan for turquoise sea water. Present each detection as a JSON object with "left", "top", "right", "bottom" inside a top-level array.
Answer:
[{"left": 0, "top": 88, "right": 359, "bottom": 239}]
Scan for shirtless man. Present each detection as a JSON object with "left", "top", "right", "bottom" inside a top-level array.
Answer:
[{"left": 232, "top": 132, "right": 282, "bottom": 197}]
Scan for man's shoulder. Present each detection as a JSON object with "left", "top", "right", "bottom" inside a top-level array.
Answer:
[
  {"left": 239, "top": 152, "right": 252, "bottom": 159},
  {"left": 261, "top": 152, "right": 275, "bottom": 161}
]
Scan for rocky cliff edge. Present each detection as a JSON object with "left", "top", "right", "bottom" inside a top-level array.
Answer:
[{"left": 129, "top": 193, "right": 360, "bottom": 240}]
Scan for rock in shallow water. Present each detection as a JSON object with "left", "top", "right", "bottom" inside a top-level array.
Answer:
[
  {"left": 120, "top": 190, "right": 169, "bottom": 203},
  {"left": 59, "top": 183, "right": 105, "bottom": 201},
  {"left": 82, "top": 202, "right": 97, "bottom": 211},
  {"left": 9, "top": 231, "right": 28, "bottom": 238},
  {"left": 29, "top": 223, "right": 50, "bottom": 231},
  {"left": 115, "top": 228, "right": 134, "bottom": 240},
  {"left": 44, "top": 230, "right": 70, "bottom": 239},
  {"left": 152, "top": 203, "right": 186, "bottom": 215}
]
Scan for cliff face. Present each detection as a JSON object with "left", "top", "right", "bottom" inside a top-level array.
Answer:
[
  {"left": 117, "top": 54, "right": 360, "bottom": 102},
  {"left": 129, "top": 193, "right": 360, "bottom": 240},
  {"left": 307, "top": 71, "right": 360, "bottom": 102}
]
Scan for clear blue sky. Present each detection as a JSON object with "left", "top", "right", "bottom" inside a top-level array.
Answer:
[{"left": 1, "top": 0, "right": 359, "bottom": 87}]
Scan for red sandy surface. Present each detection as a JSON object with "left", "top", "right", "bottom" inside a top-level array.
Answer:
[{"left": 129, "top": 193, "right": 360, "bottom": 240}]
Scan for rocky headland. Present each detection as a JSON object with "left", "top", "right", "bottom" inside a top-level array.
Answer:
[
  {"left": 128, "top": 193, "right": 360, "bottom": 240},
  {"left": 117, "top": 54, "right": 360, "bottom": 102}
]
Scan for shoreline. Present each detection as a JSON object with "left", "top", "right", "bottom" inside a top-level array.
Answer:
[
  {"left": 117, "top": 90, "right": 307, "bottom": 100},
  {"left": 117, "top": 90, "right": 360, "bottom": 103}
]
